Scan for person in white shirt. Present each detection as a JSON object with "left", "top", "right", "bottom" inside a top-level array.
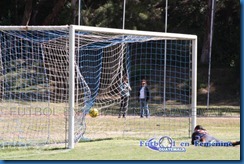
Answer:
[
  {"left": 138, "top": 79, "right": 150, "bottom": 118},
  {"left": 118, "top": 75, "right": 132, "bottom": 118}
]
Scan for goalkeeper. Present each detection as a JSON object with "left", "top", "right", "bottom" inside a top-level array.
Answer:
[
  {"left": 118, "top": 75, "right": 131, "bottom": 118},
  {"left": 191, "top": 125, "right": 240, "bottom": 146}
]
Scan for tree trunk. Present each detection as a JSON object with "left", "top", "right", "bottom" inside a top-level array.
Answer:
[
  {"left": 42, "top": 0, "right": 67, "bottom": 25},
  {"left": 21, "top": 0, "right": 33, "bottom": 25},
  {"left": 71, "top": 0, "right": 78, "bottom": 24}
]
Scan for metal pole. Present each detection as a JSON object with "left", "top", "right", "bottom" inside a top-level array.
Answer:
[
  {"left": 78, "top": 0, "right": 81, "bottom": 25},
  {"left": 122, "top": 0, "right": 126, "bottom": 29},
  {"left": 163, "top": 0, "right": 168, "bottom": 111},
  {"left": 207, "top": 0, "right": 215, "bottom": 109},
  {"left": 68, "top": 25, "right": 75, "bottom": 149},
  {"left": 165, "top": 0, "right": 168, "bottom": 33},
  {"left": 121, "top": 0, "right": 126, "bottom": 84},
  {"left": 191, "top": 39, "right": 198, "bottom": 136},
  {"left": 77, "top": 0, "right": 81, "bottom": 105}
]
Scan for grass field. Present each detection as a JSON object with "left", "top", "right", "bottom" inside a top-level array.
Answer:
[
  {"left": 0, "top": 116, "right": 240, "bottom": 160},
  {"left": 0, "top": 138, "right": 240, "bottom": 160},
  {"left": 0, "top": 139, "right": 240, "bottom": 160}
]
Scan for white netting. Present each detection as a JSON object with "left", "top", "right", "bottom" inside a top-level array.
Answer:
[
  {"left": 0, "top": 26, "right": 197, "bottom": 148},
  {"left": 0, "top": 29, "right": 70, "bottom": 148},
  {"left": 74, "top": 29, "right": 194, "bottom": 140}
]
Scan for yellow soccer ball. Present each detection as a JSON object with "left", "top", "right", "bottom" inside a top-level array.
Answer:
[{"left": 89, "top": 108, "right": 99, "bottom": 118}]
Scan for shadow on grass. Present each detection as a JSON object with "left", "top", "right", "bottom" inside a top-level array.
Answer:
[{"left": 79, "top": 137, "right": 114, "bottom": 142}]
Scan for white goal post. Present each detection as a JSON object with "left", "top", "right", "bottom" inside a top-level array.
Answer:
[
  {"left": 0, "top": 25, "right": 197, "bottom": 149},
  {"left": 68, "top": 25, "right": 197, "bottom": 149}
]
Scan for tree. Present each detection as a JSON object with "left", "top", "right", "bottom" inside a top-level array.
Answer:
[
  {"left": 14, "top": 0, "right": 73, "bottom": 25},
  {"left": 0, "top": 0, "right": 240, "bottom": 70},
  {"left": 21, "top": 0, "right": 33, "bottom": 25},
  {"left": 42, "top": 0, "right": 68, "bottom": 25}
]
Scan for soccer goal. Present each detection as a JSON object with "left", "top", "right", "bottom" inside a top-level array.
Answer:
[{"left": 0, "top": 25, "right": 197, "bottom": 149}]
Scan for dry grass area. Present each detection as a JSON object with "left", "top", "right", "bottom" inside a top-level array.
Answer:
[
  {"left": 85, "top": 115, "right": 240, "bottom": 142},
  {"left": 0, "top": 94, "right": 240, "bottom": 149},
  {"left": 0, "top": 116, "right": 240, "bottom": 160}
]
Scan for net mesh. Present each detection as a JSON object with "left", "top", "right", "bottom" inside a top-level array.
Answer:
[
  {"left": 81, "top": 34, "right": 193, "bottom": 140},
  {"left": 0, "top": 26, "right": 195, "bottom": 148}
]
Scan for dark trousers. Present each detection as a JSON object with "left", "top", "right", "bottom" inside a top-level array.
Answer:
[{"left": 119, "top": 96, "right": 129, "bottom": 117}]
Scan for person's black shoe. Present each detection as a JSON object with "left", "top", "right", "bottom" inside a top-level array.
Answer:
[{"left": 231, "top": 141, "right": 240, "bottom": 146}]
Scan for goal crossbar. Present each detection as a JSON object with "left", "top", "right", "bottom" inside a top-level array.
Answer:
[
  {"left": 0, "top": 25, "right": 197, "bottom": 149},
  {"left": 0, "top": 25, "right": 197, "bottom": 40}
]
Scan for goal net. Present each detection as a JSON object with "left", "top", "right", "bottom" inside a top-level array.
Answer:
[{"left": 0, "top": 25, "right": 197, "bottom": 148}]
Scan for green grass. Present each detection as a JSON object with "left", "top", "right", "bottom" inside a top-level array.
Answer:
[
  {"left": 0, "top": 116, "right": 240, "bottom": 160},
  {"left": 0, "top": 103, "right": 240, "bottom": 160},
  {"left": 0, "top": 138, "right": 240, "bottom": 160}
]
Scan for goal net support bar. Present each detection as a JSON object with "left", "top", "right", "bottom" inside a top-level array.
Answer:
[{"left": 0, "top": 25, "right": 197, "bottom": 149}]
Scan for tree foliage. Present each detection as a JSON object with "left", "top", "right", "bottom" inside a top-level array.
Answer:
[{"left": 0, "top": 0, "right": 240, "bottom": 69}]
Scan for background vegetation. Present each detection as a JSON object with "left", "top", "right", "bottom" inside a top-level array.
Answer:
[
  {"left": 0, "top": 0, "right": 240, "bottom": 106},
  {"left": 0, "top": 1, "right": 240, "bottom": 160}
]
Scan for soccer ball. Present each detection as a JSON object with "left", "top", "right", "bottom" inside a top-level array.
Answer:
[{"left": 89, "top": 108, "right": 99, "bottom": 118}]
